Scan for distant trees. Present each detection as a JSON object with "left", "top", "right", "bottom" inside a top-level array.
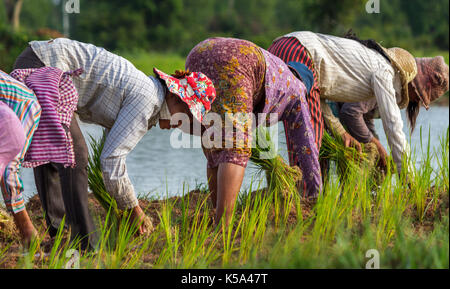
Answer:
[
  {"left": 1, "top": 0, "right": 449, "bottom": 54},
  {"left": 3, "top": 0, "right": 23, "bottom": 31}
]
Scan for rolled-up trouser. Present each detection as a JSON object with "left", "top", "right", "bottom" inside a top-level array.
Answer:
[{"left": 14, "top": 46, "right": 98, "bottom": 250}]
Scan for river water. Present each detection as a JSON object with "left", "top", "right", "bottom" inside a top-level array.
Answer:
[{"left": 14, "top": 106, "right": 449, "bottom": 201}]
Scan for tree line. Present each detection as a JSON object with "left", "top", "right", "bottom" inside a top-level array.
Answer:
[{"left": 1, "top": 0, "right": 449, "bottom": 61}]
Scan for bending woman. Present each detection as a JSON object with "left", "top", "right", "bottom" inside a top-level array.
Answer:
[
  {"left": 185, "top": 37, "right": 322, "bottom": 224},
  {"left": 1, "top": 70, "right": 41, "bottom": 245},
  {"left": 14, "top": 38, "right": 217, "bottom": 242}
]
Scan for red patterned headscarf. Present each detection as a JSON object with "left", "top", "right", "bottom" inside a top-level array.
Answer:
[{"left": 153, "top": 68, "right": 216, "bottom": 122}]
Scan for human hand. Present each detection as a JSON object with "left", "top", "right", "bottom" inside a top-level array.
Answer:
[
  {"left": 342, "top": 132, "right": 362, "bottom": 152},
  {"left": 128, "top": 205, "right": 153, "bottom": 236},
  {"left": 370, "top": 137, "right": 388, "bottom": 170}
]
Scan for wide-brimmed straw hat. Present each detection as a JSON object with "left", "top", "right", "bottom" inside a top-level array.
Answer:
[
  {"left": 381, "top": 47, "right": 418, "bottom": 109},
  {"left": 410, "top": 56, "right": 449, "bottom": 110},
  {"left": 153, "top": 68, "right": 216, "bottom": 123}
]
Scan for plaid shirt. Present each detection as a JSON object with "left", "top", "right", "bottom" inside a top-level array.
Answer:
[
  {"left": 0, "top": 70, "right": 41, "bottom": 213},
  {"left": 30, "top": 38, "right": 166, "bottom": 209}
]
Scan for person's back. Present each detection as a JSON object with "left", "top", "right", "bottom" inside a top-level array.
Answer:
[
  {"left": 29, "top": 38, "right": 158, "bottom": 128},
  {"left": 283, "top": 31, "right": 402, "bottom": 102},
  {"left": 0, "top": 102, "right": 26, "bottom": 178}
]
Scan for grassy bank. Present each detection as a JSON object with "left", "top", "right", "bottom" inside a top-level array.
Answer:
[
  {"left": 118, "top": 51, "right": 186, "bottom": 76},
  {"left": 0, "top": 127, "right": 448, "bottom": 269}
]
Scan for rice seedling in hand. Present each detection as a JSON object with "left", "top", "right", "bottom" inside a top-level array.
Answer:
[
  {"left": 250, "top": 126, "right": 302, "bottom": 199},
  {"left": 87, "top": 130, "right": 122, "bottom": 244},
  {"left": 0, "top": 207, "right": 15, "bottom": 239},
  {"left": 319, "top": 130, "right": 381, "bottom": 181},
  {"left": 250, "top": 126, "right": 303, "bottom": 226}
]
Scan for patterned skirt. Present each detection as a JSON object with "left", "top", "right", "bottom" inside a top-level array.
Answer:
[{"left": 186, "top": 37, "right": 266, "bottom": 168}]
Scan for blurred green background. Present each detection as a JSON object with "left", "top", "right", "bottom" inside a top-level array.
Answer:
[{"left": 1, "top": 0, "right": 448, "bottom": 79}]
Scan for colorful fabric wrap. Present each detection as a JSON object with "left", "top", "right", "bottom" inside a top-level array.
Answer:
[{"left": 10, "top": 67, "right": 82, "bottom": 168}]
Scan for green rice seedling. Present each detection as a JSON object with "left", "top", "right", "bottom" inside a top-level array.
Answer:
[
  {"left": 435, "top": 128, "right": 449, "bottom": 196},
  {"left": 45, "top": 218, "right": 85, "bottom": 269},
  {"left": 0, "top": 242, "right": 12, "bottom": 267},
  {"left": 18, "top": 238, "right": 42, "bottom": 269},
  {"left": 154, "top": 198, "right": 180, "bottom": 267},
  {"left": 374, "top": 172, "right": 409, "bottom": 248},
  {"left": 319, "top": 131, "right": 381, "bottom": 182},
  {"left": 87, "top": 130, "right": 122, "bottom": 246},
  {"left": 0, "top": 206, "right": 15, "bottom": 240},
  {"left": 238, "top": 184, "right": 272, "bottom": 263},
  {"left": 3, "top": 122, "right": 445, "bottom": 269},
  {"left": 221, "top": 205, "right": 244, "bottom": 266},
  {"left": 99, "top": 213, "right": 145, "bottom": 269},
  {"left": 250, "top": 126, "right": 302, "bottom": 226},
  {"left": 409, "top": 127, "right": 434, "bottom": 221},
  {"left": 310, "top": 178, "right": 342, "bottom": 248},
  {"left": 178, "top": 193, "right": 219, "bottom": 268},
  {"left": 178, "top": 184, "right": 193, "bottom": 242}
]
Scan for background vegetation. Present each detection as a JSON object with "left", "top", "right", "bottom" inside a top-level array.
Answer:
[
  {"left": 0, "top": 0, "right": 448, "bottom": 269},
  {"left": 0, "top": 0, "right": 449, "bottom": 73}
]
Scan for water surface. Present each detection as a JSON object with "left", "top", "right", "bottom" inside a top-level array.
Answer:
[{"left": 15, "top": 106, "right": 449, "bottom": 201}]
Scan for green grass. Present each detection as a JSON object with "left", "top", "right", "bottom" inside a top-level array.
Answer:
[
  {"left": 411, "top": 49, "right": 449, "bottom": 65},
  {"left": 117, "top": 50, "right": 186, "bottom": 76},
  {"left": 0, "top": 46, "right": 448, "bottom": 268},
  {"left": 0, "top": 125, "right": 447, "bottom": 269}
]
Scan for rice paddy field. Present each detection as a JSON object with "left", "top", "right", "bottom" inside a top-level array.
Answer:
[
  {"left": 0, "top": 52, "right": 448, "bottom": 269},
  {"left": 0, "top": 125, "right": 448, "bottom": 269}
]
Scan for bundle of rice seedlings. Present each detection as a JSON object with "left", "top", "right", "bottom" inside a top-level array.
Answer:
[
  {"left": 87, "top": 131, "right": 121, "bottom": 229},
  {"left": 250, "top": 126, "right": 302, "bottom": 199},
  {"left": 319, "top": 130, "right": 379, "bottom": 179},
  {"left": 0, "top": 206, "right": 16, "bottom": 239},
  {"left": 87, "top": 131, "right": 154, "bottom": 243}
]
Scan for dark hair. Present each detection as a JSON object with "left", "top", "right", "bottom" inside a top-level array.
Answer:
[
  {"left": 171, "top": 69, "right": 190, "bottom": 79},
  {"left": 407, "top": 100, "right": 420, "bottom": 133},
  {"left": 344, "top": 29, "right": 391, "bottom": 63}
]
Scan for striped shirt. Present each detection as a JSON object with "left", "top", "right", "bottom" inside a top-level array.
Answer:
[
  {"left": 278, "top": 32, "right": 408, "bottom": 172},
  {"left": 0, "top": 102, "right": 25, "bottom": 178},
  {"left": 0, "top": 70, "right": 41, "bottom": 213},
  {"left": 268, "top": 37, "right": 324, "bottom": 150},
  {"left": 10, "top": 67, "right": 81, "bottom": 168},
  {"left": 30, "top": 38, "right": 166, "bottom": 209}
]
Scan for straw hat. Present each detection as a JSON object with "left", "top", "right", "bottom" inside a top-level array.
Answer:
[{"left": 381, "top": 47, "right": 418, "bottom": 109}]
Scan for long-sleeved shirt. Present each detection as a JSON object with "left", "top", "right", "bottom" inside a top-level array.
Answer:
[
  {"left": 0, "top": 70, "right": 41, "bottom": 213},
  {"left": 281, "top": 32, "right": 409, "bottom": 172},
  {"left": 0, "top": 102, "right": 26, "bottom": 179},
  {"left": 30, "top": 38, "right": 166, "bottom": 209},
  {"left": 337, "top": 99, "right": 380, "bottom": 143}
]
